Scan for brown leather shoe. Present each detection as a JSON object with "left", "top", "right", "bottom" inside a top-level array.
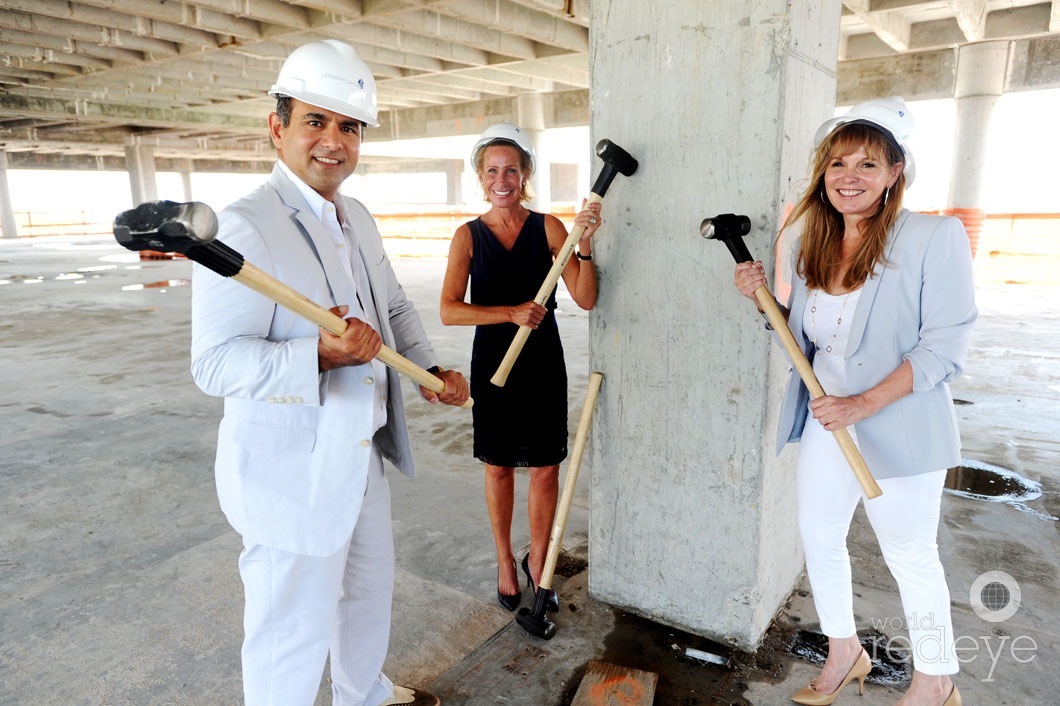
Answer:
[{"left": 380, "top": 685, "right": 441, "bottom": 706}]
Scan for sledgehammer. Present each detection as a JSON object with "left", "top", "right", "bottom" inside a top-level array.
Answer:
[
  {"left": 490, "top": 139, "right": 638, "bottom": 387},
  {"left": 113, "top": 200, "right": 472, "bottom": 408},
  {"left": 517, "top": 371, "right": 603, "bottom": 639},
  {"left": 702, "top": 214, "right": 881, "bottom": 499}
]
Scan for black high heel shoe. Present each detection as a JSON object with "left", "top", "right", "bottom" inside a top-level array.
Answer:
[
  {"left": 521, "top": 552, "right": 559, "bottom": 612},
  {"left": 497, "top": 560, "right": 521, "bottom": 611}
]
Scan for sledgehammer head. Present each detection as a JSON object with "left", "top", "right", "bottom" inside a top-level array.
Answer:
[
  {"left": 700, "top": 213, "right": 753, "bottom": 264},
  {"left": 114, "top": 201, "right": 245, "bottom": 278},
  {"left": 589, "top": 139, "right": 639, "bottom": 197},
  {"left": 113, "top": 200, "right": 217, "bottom": 253},
  {"left": 595, "top": 139, "right": 638, "bottom": 177},
  {"left": 516, "top": 589, "right": 557, "bottom": 640}
]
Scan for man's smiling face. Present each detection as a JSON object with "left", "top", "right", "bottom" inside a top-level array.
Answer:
[{"left": 269, "top": 98, "right": 363, "bottom": 201}]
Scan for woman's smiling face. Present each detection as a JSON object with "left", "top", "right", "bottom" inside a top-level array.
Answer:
[
  {"left": 823, "top": 144, "right": 903, "bottom": 221},
  {"left": 479, "top": 144, "right": 526, "bottom": 207}
]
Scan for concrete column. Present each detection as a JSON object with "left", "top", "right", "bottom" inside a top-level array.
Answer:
[
  {"left": 445, "top": 159, "right": 463, "bottom": 206},
  {"left": 517, "top": 93, "right": 551, "bottom": 212},
  {"left": 945, "top": 40, "right": 1010, "bottom": 257},
  {"left": 0, "top": 150, "right": 18, "bottom": 239},
  {"left": 124, "top": 142, "right": 158, "bottom": 206},
  {"left": 125, "top": 142, "right": 164, "bottom": 258},
  {"left": 588, "top": 0, "right": 842, "bottom": 649},
  {"left": 178, "top": 159, "right": 194, "bottom": 202}
]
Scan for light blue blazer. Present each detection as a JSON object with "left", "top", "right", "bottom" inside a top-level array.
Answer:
[
  {"left": 190, "top": 165, "right": 437, "bottom": 556},
  {"left": 776, "top": 209, "right": 978, "bottom": 479}
]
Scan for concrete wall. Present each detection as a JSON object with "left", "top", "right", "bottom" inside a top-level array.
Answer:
[{"left": 586, "top": 0, "right": 842, "bottom": 649}]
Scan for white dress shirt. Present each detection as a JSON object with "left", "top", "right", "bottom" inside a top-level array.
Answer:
[{"left": 277, "top": 160, "right": 389, "bottom": 434}]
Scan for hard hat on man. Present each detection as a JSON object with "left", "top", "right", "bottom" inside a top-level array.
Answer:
[{"left": 269, "top": 39, "right": 380, "bottom": 127}]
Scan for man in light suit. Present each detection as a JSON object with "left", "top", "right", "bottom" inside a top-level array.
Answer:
[{"left": 190, "top": 39, "right": 468, "bottom": 706}]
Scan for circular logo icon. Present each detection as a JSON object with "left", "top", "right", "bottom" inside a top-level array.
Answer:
[{"left": 969, "top": 570, "right": 1021, "bottom": 623}]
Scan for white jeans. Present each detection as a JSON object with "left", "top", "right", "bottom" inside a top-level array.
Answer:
[
  {"left": 797, "top": 416, "right": 958, "bottom": 676},
  {"left": 238, "top": 448, "right": 397, "bottom": 705}
]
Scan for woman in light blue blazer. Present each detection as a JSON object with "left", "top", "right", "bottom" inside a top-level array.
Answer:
[{"left": 735, "top": 97, "right": 975, "bottom": 706}]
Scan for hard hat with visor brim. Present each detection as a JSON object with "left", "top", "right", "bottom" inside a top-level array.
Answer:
[
  {"left": 269, "top": 40, "right": 380, "bottom": 128},
  {"left": 814, "top": 96, "right": 916, "bottom": 187},
  {"left": 470, "top": 122, "right": 536, "bottom": 176}
]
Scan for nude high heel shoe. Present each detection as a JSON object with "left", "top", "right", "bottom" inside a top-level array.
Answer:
[
  {"left": 942, "top": 685, "right": 961, "bottom": 706},
  {"left": 791, "top": 649, "right": 871, "bottom": 705}
]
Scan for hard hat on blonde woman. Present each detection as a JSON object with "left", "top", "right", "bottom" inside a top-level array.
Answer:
[
  {"left": 470, "top": 121, "right": 536, "bottom": 175},
  {"left": 814, "top": 96, "right": 916, "bottom": 186},
  {"left": 269, "top": 39, "right": 379, "bottom": 127}
]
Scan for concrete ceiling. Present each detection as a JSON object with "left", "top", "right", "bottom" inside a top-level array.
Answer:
[{"left": 1, "top": 0, "right": 1059, "bottom": 168}]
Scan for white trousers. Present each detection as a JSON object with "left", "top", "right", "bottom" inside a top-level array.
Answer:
[
  {"left": 797, "top": 416, "right": 958, "bottom": 675},
  {"left": 238, "top": 449, "right": 397, "bottom": 706}
]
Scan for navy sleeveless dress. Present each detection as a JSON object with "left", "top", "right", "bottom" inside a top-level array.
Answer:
[{"left": 468, "top": 211, "right": 568, "bottom": 467}]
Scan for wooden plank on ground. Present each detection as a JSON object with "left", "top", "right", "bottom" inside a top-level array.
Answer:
[{"left": 569, "top": 660, "right": 658, "bottom": 706}]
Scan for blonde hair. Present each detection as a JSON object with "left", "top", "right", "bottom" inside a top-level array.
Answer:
[
  {"left": 781, "top": 122, "right": 905, "bottom": 291},
  {"left": 474, "top": 141, "right": 534, "bottom": 204}
]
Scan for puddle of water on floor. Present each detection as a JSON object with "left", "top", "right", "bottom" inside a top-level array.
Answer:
[
  {"left": 790, "top": 629, "right": 910, "bottom": 688},
  {"left": 31, "top": 241, "right": 120, "bottom": 252},
  {"left": 945, "top": 458, "right": 1057, "bottom": 520},
  {"left": 99, "top": 253, "right": 140, "bottom": 264},
  {"left": 945, "top": 458, "right": 1041, "bottom": 503},
  {"left": 121, "top": 279, "right": 190, "bottom": 291}
]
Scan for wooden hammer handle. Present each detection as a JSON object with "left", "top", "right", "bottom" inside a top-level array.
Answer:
[
  {"left": 539, "top": 371, "right": 604, "bottom": 591},
  {"left": 754, "top": 286, "right": 882, "bottom": 499},
  {"left": 235, "top": 262, "right": 472, "bottom": 409},
  {"left": 490, "top": 192, "right": 603, "bottom": 387}
]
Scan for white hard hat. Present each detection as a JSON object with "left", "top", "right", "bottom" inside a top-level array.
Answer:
[
  {"left": 470, "top": 122, "right": 536, "bottom": 175},
  {"left": 814, "top": 96, "right": 916, "bottom": 186},
  {"left": 269, "top": 39, "right": 379, "bottom": 128}
]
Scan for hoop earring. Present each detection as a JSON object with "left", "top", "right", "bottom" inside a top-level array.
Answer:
[
  {"left": 820, "top": 188, "right": 828, "bottom": 203},
  {"left": 883, "top": 187, "right": 890, "bottom": 206}
]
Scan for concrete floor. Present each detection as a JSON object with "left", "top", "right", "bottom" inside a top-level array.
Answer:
[{"left": 0, "top": 232, "right": 1056, "bottom": 705}]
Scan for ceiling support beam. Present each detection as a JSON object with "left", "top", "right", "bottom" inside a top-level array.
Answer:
[
  {"left": 950, "top": 0, "right": 987, "bottom": 42},
  {"left": 842, "top": 0, "right": 911, "bottom": 53},
  {"left": 441, "top": 0, "right": 588, "bottom": 53},
  {"left": 0, "top": 94, "right": 263, "bottom": 131}
]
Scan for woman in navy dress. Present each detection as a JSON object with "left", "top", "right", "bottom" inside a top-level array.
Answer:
[{"left": 440, "top": 122, "right": 602, "bottom": 611}]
